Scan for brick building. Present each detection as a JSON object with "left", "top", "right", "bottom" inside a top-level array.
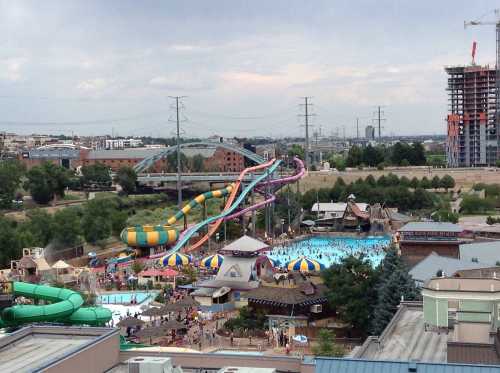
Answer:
[
  {"left": 397, "top": 222, "right": 463, "bottom": 266},
  {"left": 81, "top": 146, "right": 245, "bottom": 172}
]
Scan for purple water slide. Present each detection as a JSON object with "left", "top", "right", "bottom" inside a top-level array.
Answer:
[{"left": 223, "top": 157, "right": 305, "bottom": 221}]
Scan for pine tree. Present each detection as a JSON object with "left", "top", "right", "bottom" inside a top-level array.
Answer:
[{"left": 371, "top": 248, "right": 419, "bottom": 335}]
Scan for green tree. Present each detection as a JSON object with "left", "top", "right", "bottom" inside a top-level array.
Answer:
[
  {"left": 52, "top": 207, "right": 82, "bottom": 248},
  {"left": 114, "top": 166, "right": 137, "bottom": 195},
  {"left": 440, "top": 175, "right": 455, "bottom": 192},
  {"left": 410, "top": 142, "right": 426, "bottom": 165},
  {"left": 432, "top": 209, "right": 459, "bottom": 223},
  {"left": 81, "top": 199, "right": 114, "bottom": 243},
  {"left": 431, "top": 175, "right": 441, "bottom": 189},
  {"left": 460, "top": 195, "right": 495, "bottom": 214},
  {"left": 346, "top": 145, "right": 363, "bottom": 167},
  {"left": 24, "top": 162, "right": 70, "bottom": 204},
  {"left": 0, "top": 216, "right": 22, "bottom": 267},
  {"left": 0, "top": 160, "right": 25, "bottom": 209},
  {"left": 131, "top": 260, "right": 145, "bottom": 275},
  {"left": 312, "top": 329, "right": 345, "bottom": 357},
  {"left": 81, "top": 162, "right": 111, "bottom": 186},
  {"left": 21, "top": 209, "right": 54, "bottom": 247},
  {"left": 322, "top": 255, "right": 378, "bottom": 333},
  {"left": 190, "top": 154, "right": 205, "bottom": 172},
  {"left": 419, "top": 176, "right": 431, "bottom": 189},
  {"left": 409, "top": 177, "right": 420, "bottom": 189},
  {"left": 371, "top": 247, "right": 418, "bottom": 335},
  {"left": 288, "top": 144, "right": 305, "bottom": 159},
  {"left": 111, "top": 210, "right": 128, "bottom": 236}
]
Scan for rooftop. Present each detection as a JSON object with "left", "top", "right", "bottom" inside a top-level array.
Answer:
[
  {"left": 0, "top": 325, "right": 118, "bottom": 373},
  {"left": 409, "top": 252, "right": 488, "bottom": 285},
  {"left": 399, "top": 222, "right": 463, "bottom": 233},
  {"left": 316, "top": 357, "right": 500, "bottom": 373},
  {"left": 219, "top": 235, "right": 269, "bottom": 254},
  {"left": 354, "top": 302, "right": 447, "bottom": 363},
  {"left": 86, "top": 147, "right": 217, "bottom": 160},
  {"left": 245, "top": 283, "right": 328, "bottom": 307},
  {"left": 424, "top": 277, "right": 500, "bottom": 292},
  {"left": 459, "top": 241, "right": 500, "bottom": 266}
]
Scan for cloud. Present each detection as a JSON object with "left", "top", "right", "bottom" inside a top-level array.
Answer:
[
  {"left": 0, "top": 57, "right": 27, "bottom": 82},
  {"left": 149, "top": 73, "right": 214, "bottom": 91},
  {"left": 76, "top": 78, "right": 109, "bottom": 91}
]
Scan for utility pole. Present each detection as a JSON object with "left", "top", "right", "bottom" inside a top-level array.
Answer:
[
  {"left": 373, "top": 106, "right": 386, "bottom": 139},
  {"left": 169, "top": 96, "right": 187, "bottom": 209},
  {"left": 299, "top": 97, "right": 315, "bottom": 170}
]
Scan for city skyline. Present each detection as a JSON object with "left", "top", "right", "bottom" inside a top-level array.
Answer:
[{"left": 0, "top": 0, "right": 498, "bottom": 137}]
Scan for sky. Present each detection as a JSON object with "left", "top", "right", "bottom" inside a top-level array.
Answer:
[{"left": 0, "top": 0, "right": 499, "bottom": 138}]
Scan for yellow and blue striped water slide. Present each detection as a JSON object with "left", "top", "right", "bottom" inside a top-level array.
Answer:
[
  {"left": 159, "top": 159, "right": 282, "bottom": 263},
  {"left": 121, "top": 184, "right": 234, "bottom": 247}
]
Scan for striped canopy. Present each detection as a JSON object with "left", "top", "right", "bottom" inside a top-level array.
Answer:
[
  {"left": 161, "top": 252, "right": 191, "bottom": 267},
  {"left": 200, "top": 254, "right": 224, "bottom": 269},
  {"left": 286, "top": 257, "right": 325, "bottom": 272}
]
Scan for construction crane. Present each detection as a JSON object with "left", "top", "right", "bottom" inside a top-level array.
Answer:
[{"left": 465, "top": 9, "right": 500, "bottom": 157}]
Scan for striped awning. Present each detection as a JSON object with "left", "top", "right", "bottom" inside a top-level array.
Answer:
[
  {"left": 200, "top": 254, "right": 224, "bottom": 269},
  {"left": 160, "top": 252, "right": 191, "bottom": 267},
  {"left": 286, "top": 257, "right": 325, "bottom": 272}
]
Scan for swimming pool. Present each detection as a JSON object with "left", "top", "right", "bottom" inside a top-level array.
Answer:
[
  {"left": 96, "top": 291, "right": 157, "bottom": 305},
  {"left": 266, "top": 235, "right": 390, "bottom": 269}
]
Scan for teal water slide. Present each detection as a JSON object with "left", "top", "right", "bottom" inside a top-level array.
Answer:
[
  {"left": 162, "top": 159, "right": 282, "bottom": 257},
  {"left": 0, "top": 282, "right": 111, "bottom": 327}
]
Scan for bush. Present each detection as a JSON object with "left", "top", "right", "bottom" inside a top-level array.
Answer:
[{"left": 376, "top": 163, "right": 385, "bottom": 170}]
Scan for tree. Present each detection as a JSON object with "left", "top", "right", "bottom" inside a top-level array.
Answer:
[
  {"left": 24, "top": 162, "right": 70, "bottom": 204},
  {"left": 190, "top": 154, "right": 205, "bottom": 172},
  {"left": 431, "top": 175, "right": 441, "bottom": 189},
  {"left": 288, "top": 144, "right": 305, "bottom": 160},
  {"left": 371, "top": 246, "right": 419, "bottom": 335},
  {"left": 409, "top": 177, "right": 420, "bottom": 189},
  {"left": 131, "top": 260, "right": 145, "bottom": 275},
  {"left": 0, "top": 216, "right": 22, "bottom": 268},
  {"left": 440, "top": 175, "right": 455, "bottom": 192},
  {"left": 432, "top": 209, "right": 459, "bottom": 223},
  {"left": 312, "top": 329, "right": 345, "bottom": 357},
  {"left": 410, "top": 142, "right": 426, "bottom": 165},
  {"left": 114, "top": 166, "right": 137, "bottom": 195},
  {"left": 21, "top": 209, "right": 54, "bottom": 247},
  {"left": 460, "top": 195, "right": 495, "bottom": 214},
  {"left": 419, "top": 176, "right": 431, "bottom": 189},
  {"left": 346, "top": 145, "right": 363, "bottom": 167},
  {"left": 322, "top": 255, "right": 378, "bottom": 333},
  {"left": 52, "top": 207, "right": 82, "bottom": 248},
  {"left": 82, "top": 199, "right": 116, "bottom": 243},
  {"left": 81, "top": 163, "right": 111, "bottom": 186},
  {"left": 0, "top": 160, "right": 25, "bottom": 209}
]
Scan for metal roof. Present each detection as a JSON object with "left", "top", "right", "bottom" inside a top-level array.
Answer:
[
  {"left": 459, "top": 241, "right": 500, "bottom": 266},
  {"left": 315, "top": 358, "right": 500, "bottom": 373},
  {"left": 409, "top": 252, "right": 488, "bottom": 284},
  {"left": 398, "top": 222, "right": 463, "bottom": 233}
]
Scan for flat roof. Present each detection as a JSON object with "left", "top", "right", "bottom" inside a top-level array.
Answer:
[
  {"left": 316, "top": 357, "right": 500, "bottom": 373},
  {"left": 460, "top": 241, "right": 500, "bottom": 266},
  {"left": 399, "top": 222, "right": 463, "bottom": 233},
  {"left": 356, "top": 303, "right": 447, "bottom": 363},
  {"left": 87, "top": 147, "right": 217, "bottom": 160},
  {"left": 424, "top": 277, "right": 500, "bottom": 292},
  {"left": 0, "top": 325, "right": 117, "bottom": 373}
]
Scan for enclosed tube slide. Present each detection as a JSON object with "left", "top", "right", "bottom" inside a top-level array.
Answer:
[
  {"left": 0, "top": 282, "right": 111, "bottom": 327},
  {"left": 121, "top": 184, "right": 234, "bottom": 247},
  {"left": 160, "top": 159, "right": 283, "bottom": 261}
]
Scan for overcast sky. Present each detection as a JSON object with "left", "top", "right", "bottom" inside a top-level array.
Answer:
[{"left": 1, "top": 0, "right": 498, "bottom": 138}]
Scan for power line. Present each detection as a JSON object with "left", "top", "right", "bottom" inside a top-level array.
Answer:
[
  {"left": 299, "top": 97, "right": 315, "bottom": 170},
  {"left": 372, "top": 105, "right": 386, "bottom": 139},
  {"left": 168, "top": 96, "right": 187, "bottom": 209}
]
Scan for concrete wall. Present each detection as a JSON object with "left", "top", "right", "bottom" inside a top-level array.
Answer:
[
  {"left": 119, "top": 350, "right": 314, "bottom": 372},
  {"left": 454, "top": 322, "right": 491, "bottom": 344},
  {"left": 44, "top": 330, "right": 120, "bottom": 373}
]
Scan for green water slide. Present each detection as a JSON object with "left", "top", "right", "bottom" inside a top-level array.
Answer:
[{"left": 0, "top": 282, "right": 111, "bottom": 327}]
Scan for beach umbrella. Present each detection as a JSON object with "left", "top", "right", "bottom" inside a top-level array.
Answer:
[
  {"left": 200, "top": 254, "right": 224, "bottom": 269},
  {"left": 160, "top": 252, "right": 191, "bottom": 267},
  {"left": 286, "top": 257, "right": 325, "bottom": 272},
  {"left": 160, "top": 302, "right": 184, "bottom": 313},
  {"left": 116, "top": 316, "right": 145, "bottom": 328}
]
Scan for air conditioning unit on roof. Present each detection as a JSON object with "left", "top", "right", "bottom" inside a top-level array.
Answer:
[{"left": 127, "top": 356, "right": 175, "bottom": 373}]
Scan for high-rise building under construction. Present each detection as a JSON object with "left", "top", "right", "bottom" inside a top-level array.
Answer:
[{"left": 445, "top": 65, "right": 497, "bottom": 167}]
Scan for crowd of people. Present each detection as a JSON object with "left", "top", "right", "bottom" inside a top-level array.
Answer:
[{"left": 265, "top": 236, "right": 390, "bottom": 268}]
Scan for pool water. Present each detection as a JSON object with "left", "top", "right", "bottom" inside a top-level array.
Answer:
[
  {"left": 97, "top": 291, "right": 157, "bottom": 305},
  {"left": 266, "top": 235, "right": 390, "bottom": 269}
]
